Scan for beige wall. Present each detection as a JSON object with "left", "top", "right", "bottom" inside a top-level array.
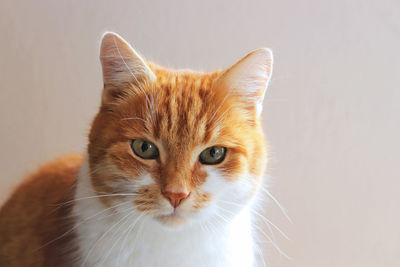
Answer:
[{"left": 1, "top": 0, "right": 399, "bottom": 266}]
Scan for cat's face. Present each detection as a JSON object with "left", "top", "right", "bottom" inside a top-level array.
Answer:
[{"left": 87, "top": 33, "right": 272, "bottom": 228}]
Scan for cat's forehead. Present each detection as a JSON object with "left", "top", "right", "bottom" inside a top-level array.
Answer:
[
  {"left": 150, "top": 70, "right": 223, "bottom": 146},
  {"left": 116, "top": 68, "right": 245, "bottom": 153},
  {"left": 153, "top": 68, "right": 219, "bottom": 92}
]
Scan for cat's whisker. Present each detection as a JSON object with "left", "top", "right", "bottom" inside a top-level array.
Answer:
[
  {"left": 253, "top": 241, "right": 268, "bottom": 267},
  {"left": 121, "top": 117, "right": 148, "bottom": 123},
  {"left": 80, "top": 204, "right": 143, "bottom": 267},
  {"left": 263, "top": 215, "right": 277, "bottom": 247},
  {"left": 217, "top": 200, "right": 285, "bottom": 250},
  {"left": 200, "top": 221, "right": 209, "bottom": 234},
  {"left": 87, "top": 164, "right": 120, "bottom": 178},
  {"left": 213, "top": 210, "right": 231, "bottom": 224},
  {"left": 115, "top": 212, "right": 147, "bottom": 267},
  {"left": 252, "top": 223, "right": 291, "bottom": 260},
  {"left": 259, "top": 186, "right": 293, "bottom": 224},
  {"left": 99, "top": 211, "right": 143, "bottom": 266},
  {"left": 219, "top": 199, "right": 289, "bottom": 240},
  {"left": 206, "top": 218, "right": 220, "bottom": 236},
  {"left": 35, "top": 201, "right": 133, "bottom": 252},
  {"left": 217, "top": 202, "right": 277, "bottom": 244},
  {"left": 54, "top": 193, "right": 138, "bottom": 207},
  {"left": 199, "top": 221, "right": 208, "bottom": 234},
  {"left": 205, "top": 221, "right": 216, "bottom": 235},
  {"left": 228, "top": 181, "right": 280, "bottom": 244},
  {"left": 251, "top": 209, "right": 289, "bottom": 241},
  {"left": 118, "top": 216, "right": 147, "bottom": 267},
  {"left": 199, "top": 219, "right": 214, "bottom": 235}
]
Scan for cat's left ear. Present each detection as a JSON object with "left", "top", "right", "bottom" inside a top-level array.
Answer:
[{"left": 215, "top": 48, "right": 273, "bottom": 116}]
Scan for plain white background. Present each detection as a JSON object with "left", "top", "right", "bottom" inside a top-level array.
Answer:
[{"left": 1, "top": 1, "right": 399, "bottom": 266}]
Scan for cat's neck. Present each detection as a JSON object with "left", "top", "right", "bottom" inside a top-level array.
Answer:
[{"left": 73, "top": 159, "right": 255, "bottom": 267}]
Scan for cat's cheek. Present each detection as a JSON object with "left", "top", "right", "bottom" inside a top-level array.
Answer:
[
  {"left": 200, "top": 167, "right": 229, "bottom": 195},
  {"left": 231, "top": 174, "right": 260, "bottom": 203},
  {"left": 202, "top": 167, "right": 259, "bottom": 211},
  {"left": 199, "top": 167, "right": 254, "bottom": 200},
  {"left": 134, "top": 173, "right": 155, "bottom": 188},
  {"left": 188, "top": 168, "right": 232, "bottom": 216},
  {"left": 105, "top": 172, "right": 152, "bottom": 194}
]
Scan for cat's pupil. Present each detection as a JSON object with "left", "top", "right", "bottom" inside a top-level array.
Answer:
[
  {"left": 141, "top": 142, "right": 149, "bottom": 152},
  {"left": 210, "top": 148, "right": 216, "bottom": 158}
]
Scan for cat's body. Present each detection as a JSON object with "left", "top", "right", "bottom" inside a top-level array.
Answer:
[
  {"left": 0, "top": 32, "right": 273, "bottom": 266},
  {"left": 0, "top": 155, "right": 82, "bottom": 266}
]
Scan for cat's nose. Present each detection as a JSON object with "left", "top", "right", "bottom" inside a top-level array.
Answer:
[{"left": 162, "top": 191, "right": 190, "bottom": 208}]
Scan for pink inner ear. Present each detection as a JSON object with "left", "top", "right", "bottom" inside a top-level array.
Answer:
[
  {"left": 100, "top": 32, "right": 155, "bottom": 87},
  {"left": 215, "top": 48, "right": 273, "bottom": 115}
]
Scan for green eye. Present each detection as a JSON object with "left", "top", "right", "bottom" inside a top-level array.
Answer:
[
  {"left": 199, "top": 146, "right": 227, "bottom": 165},
  {"left": 131, "top": 139, "right": 159, "bottom": 159}
]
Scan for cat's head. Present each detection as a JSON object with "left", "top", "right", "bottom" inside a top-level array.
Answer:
[{"left": 87, "top": 32, "right": 272, "bottom": 228}]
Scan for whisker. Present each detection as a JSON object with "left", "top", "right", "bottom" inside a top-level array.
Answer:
[
  {"left": 254, "top": 243, "right": 268, "bottom": 267},
  {"left": 115, "top": 213, "right": 146, "bottom": 267},
  {"left": 205, "top": 218, "right": 219, "bottom": 236},
  {"left": 121, "top": 117, "right": 148, "bottom": 123},
  {"left": 118, "top": 216, "right": 147, "bottom": 266},
  {"left": 251, "top": 209, "right": 289, "bottom": 240},
  {"left": 213, "top": 211, "right": 230, "bottom": 224},
  {"left": 98, "top": 210, "right": 138, "bottom": 265},
  {"left": 219, "top": 200, "right": 289, "bottom": 240},
  {"left": 80, "top": 206, "right": 139, "bottom": 267},
  {"left": 54, "top": 193, "right": 138, "bottom": 207},
  {"left": 260, "top": 186, "right": 293, "bottom": 224},
  {"left": 35, "top": 201, "right": 132, "bottom": 252},
  {"left": 252, "top": 223, "right": 291, "bottom": 260}
]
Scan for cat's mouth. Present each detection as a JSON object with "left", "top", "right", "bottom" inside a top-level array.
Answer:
[{"left": 155, "top": 210, "right": 188, "bottom": 227}]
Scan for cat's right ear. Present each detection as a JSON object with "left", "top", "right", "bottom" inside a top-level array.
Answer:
[
  {"left": 99, "top": 32, "right": 155, "bottom": 102},
  {"left": 214, "top": 48, "right": 273, "bottom": 117}
]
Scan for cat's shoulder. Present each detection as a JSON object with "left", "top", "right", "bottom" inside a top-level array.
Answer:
[{"left": 9, "top": 153, "right": 83, "bottom": 200}]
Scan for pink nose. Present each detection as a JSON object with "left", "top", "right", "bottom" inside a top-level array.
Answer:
[{"left": 163, "top": 191, "right": 190, "bottom": 208}]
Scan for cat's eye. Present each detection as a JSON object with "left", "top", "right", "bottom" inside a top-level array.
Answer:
[
  {"left": 199, "top": 146, "right": 227, "bottom": 165},
  {"left": 131, "top": 139, "right": 159, "bottom": 159}
]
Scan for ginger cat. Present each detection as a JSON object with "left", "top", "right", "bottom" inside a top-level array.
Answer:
[{"left": 0, "top": 32, "right": 273, "bottom": 267}]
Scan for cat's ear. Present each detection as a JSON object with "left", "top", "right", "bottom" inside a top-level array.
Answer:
[
  {"left": 100, "top": 32, "right": 155, "bottom": 88},
  {"left": 215, "top": 48, "right": 273, "bottom": 116}
]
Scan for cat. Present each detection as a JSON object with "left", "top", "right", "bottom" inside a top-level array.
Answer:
[{"left": 0, "top": 32, "right": 273, "bottom": 267}]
